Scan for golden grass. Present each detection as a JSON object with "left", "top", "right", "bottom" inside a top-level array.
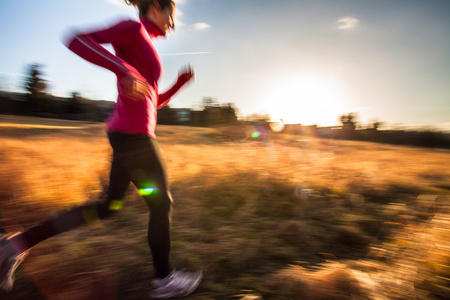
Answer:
[{"left": 1, "top": 115, "right": 450, "bottom": 299}]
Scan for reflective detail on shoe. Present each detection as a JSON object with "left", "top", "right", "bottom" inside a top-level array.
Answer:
[
  {"left": 0, "top": 234, "right": 28, "bottom": 293},
  {"left": 149, "top": 270, "right": 203, "bottom": 299}
]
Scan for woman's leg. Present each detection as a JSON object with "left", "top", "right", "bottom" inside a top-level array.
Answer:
[
  {"left": 139, "top": 138, "right": 173, "bottom": 279},
  {"left": 110, "top": 134, "right": 173, "bottom": 279},
  {"left": 143, "top": 187, "right": 173, "bottom": 279}
]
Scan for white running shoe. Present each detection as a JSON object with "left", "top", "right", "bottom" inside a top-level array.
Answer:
[
  {"left": 149, "top": 270, "right": 203, "bottom": 299},
  {"left": 0, "top": 234, "right": 28, "bottom": 293}
]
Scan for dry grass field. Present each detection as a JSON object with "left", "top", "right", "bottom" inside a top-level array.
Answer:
[{"left": 1, "top": 115, "right": 450, "bottom": 299}]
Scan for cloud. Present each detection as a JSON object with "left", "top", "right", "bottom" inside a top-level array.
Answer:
[
  {"left": 104, "top": 0, "right": 128, "bottom": 7},
  {"left": 176, "top": 20, "right": 186, "bottom": 27},
  {"left": 174, "top": 8, "right": 185, "bottom": 27},
  {"left": 336, "top": 16, "right": 360, "bottom": 30},
  {"left": 191, "top": 22, "right": 211, "bottom": 30}
]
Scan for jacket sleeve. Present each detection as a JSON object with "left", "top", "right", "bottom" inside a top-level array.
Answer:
[{"left": 64, "top": 21, "right": 141, "bottom": 78}]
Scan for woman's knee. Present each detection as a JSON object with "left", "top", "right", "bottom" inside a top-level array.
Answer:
[{"left": 145, "top": 190, "right": 173, "bottom": 216}]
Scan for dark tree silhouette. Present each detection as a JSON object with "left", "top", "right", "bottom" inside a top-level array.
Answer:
[
  {"left": 67, "top": 91, "right": 85, "bottom": 114},
  {"left": 23, "top": 63, "right": 48, "bottom": 111},
  {"left": 339, "top": 113, "right": 358, "bottom": 130},
  {"left": 201, "top": 97, "right": 237, "bottom": 125},
  {"left": 24, "top": 64, "right": 47, "bottom": 97},
  {"left": 371, "top": 120, "right": 382, "bottom": 131}
]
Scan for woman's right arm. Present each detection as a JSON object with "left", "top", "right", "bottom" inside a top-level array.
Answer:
[
  {"left": 64, "top": 20, "right": 139, "bottom": 79},
  {"left": 64, "top": 20, "right": 149, "bottom": 99}
]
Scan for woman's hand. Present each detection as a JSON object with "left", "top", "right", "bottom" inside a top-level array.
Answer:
[
  {"left": 119, "top": 73, "right": 149, "bottom": 100},
  {"left": 177, "top": 64, "right": 195, "bottom": 84}
]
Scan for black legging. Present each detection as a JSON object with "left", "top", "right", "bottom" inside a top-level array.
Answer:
[{"left": 19, "top": 132, "right": 173, "bottom": 278}]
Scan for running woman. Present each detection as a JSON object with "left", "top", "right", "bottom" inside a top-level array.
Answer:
[{"left": 0, "top": 0, "right": 202, "bottom": 298}]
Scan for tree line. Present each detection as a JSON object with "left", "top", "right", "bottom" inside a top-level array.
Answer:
[
  {"left": 1, "top": 63, "right": 449, "bottom": 149},
  {"left": 0, "top": 64, "right": 238, "bottom": 126}
]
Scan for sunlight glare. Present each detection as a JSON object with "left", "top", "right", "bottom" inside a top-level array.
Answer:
[{"left": 267, "top": 75, "right": 345, "bottom": 126}]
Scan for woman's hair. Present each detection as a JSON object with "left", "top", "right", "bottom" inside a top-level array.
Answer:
[{"left": 125, "top": 0, "right": 175, "bottom": 16}]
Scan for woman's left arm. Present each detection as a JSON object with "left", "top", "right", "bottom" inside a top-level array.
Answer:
[{"left": 157, "top": 65, "right": 195, "bottom": 109}]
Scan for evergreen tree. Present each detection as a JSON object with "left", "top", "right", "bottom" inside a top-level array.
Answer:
[{"left": 24, "top": 63, "right": 47, "bottom": 111}]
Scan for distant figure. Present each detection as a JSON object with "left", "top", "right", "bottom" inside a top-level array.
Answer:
[{"left": 0, "top": 0, "right": 202, "bottom": 298}]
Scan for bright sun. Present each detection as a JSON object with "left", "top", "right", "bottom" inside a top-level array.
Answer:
[{"left": 266, "top": 75, "right": 345, "bottom": 126}]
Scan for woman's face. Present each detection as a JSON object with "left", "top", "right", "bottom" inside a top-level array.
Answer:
[{"left": 148, "top": 4, "right": 175, "bottom": 36}]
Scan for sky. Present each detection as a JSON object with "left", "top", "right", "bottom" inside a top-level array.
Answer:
[{"left": 0, "top": 0, "right": 449, "bottom": 130}]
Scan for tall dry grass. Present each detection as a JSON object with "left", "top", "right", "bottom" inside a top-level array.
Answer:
[{"left": 1, "top": 116, "right": 449, "bottom": 299}]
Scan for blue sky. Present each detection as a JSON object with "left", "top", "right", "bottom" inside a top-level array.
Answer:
[{"left": 0, "top": 0, "right": 449, "bottom": 130}]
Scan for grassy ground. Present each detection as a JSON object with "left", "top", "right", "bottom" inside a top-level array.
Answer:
[{"left": 1, "top": 115, "right": 450, "bottom": 299}]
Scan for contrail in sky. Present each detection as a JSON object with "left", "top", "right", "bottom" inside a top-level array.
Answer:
[{"left": 160, "top": 52, "right": 211, "bottom": 56}]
